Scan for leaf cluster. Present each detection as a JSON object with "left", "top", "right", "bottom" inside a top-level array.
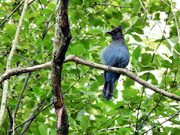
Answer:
[{"left": 0, "top": 0, "right": 180, "bottom": 134}]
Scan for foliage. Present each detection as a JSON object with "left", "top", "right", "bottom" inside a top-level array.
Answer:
[{"left": 0, "top": 0, "right": 180, "bottom": 134}]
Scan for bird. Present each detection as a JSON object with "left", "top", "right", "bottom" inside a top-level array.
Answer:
[{"left": 101, "top": 25, "right": 129, "bottom": 100}]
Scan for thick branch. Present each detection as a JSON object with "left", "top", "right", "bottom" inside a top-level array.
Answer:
[
  {"left": 0, "top": 62, "right": 51, "bottom": 83},
  {"left": 51, "top": 0, "right": 71, "bottom": 134},
  {"left": 65, "top": 55, "right": 180, "bottom": 101},
  {"left": 1, "top": 55, "right": 180, "bottom": 101}
]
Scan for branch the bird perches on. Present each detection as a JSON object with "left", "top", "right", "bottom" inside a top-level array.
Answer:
[{"left": 1, "top": 55, "right": 180, "bottom": 101}]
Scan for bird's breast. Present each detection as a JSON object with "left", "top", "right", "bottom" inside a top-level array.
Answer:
[{"left": 101, "top": 43, "right": 129, "bottom": 68}]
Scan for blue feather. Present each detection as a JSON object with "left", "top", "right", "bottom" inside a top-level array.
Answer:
[{"left": 101, "top": 25, "right": 129, "bottom": 100}]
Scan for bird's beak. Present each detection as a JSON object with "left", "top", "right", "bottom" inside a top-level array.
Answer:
[{"left": 107, "top": 31, "right": 112, "bottom": 35}]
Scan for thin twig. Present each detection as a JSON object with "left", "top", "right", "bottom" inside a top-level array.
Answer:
[
  {"left": 106, "top": 116, "right": 121, "bottom": 129},
  {"left": 99, "top": 124, "right": 135, "bottom": 132},
  {"left": 94, "top": 3, "right": 132, "bottom": 8},
  {"left": 0, "top": 0, "right": 35, "bottom": 28},
  {"left": 139, "top": 0, "right": 180, "bottom": 55},
  {"left": 8, "top": 102, "right": 53, "bottom": 133},
  {"left": 161, "top": 0, "right": 180, "bottom": 12},
  {"left": 170, "top": 0, "right": 180, "bottom": 46},
  {"left": 63, "top": 67, "right": 93, "bottom": 94},
  {"left": 7, "top": 105, "right": 13, "bottom": 135},
  {"left": 135, "top": 37, "right": 164, "bottom": 134},
  {"left": 14, "top": 73, "right": 31, "bottom": 117},
  {"left": 0, "top": 1, "right": 24, "bottom": 27},
  {"left": 92, "top": 116, "right": 115, "bottom": 135},
  {"left": 0, "top": 0, "right": 29, "bottom": 127},
  {"left": 42, "top": 21, "right": 55, "bottom": 40},
  {"left": 7, "top": 73, "right": 31, "bottom": 135},
  {"left": 21, "top": 100, "right": 46, "bottom": 134},
  {"left": 141, "top": 110, "right": 180, "bottom": 134}
]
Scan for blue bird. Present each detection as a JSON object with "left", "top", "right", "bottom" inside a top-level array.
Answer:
[{"left": 101, "top": 25, "right": 129, "bottom": 100}]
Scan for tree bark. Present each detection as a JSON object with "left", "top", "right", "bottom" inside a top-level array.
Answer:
[{"left": 51, "top": 0, "right": 71, "bottom": 134}]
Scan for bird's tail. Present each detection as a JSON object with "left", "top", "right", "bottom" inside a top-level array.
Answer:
[{"left": 102, "top": 82, "right": 114, "bottom": 100}]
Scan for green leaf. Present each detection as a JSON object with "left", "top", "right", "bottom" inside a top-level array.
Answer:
[
  {"left": 173, "top": 43, "right": 180, "bottom": 59},
  {"left": 132, "top": 34, "right": 142, "bottom": 42},
  {"left": 170, "top": 128, "right": 180, "bottom": 135},
  {"left": 9, "top": 99, "right": 18, "bottom": 106},
  {"left": 39, "top": 124, "right": 47, "bottom": 135},
  {"left": 134, "top": 28, "right": 144, "bottom": 34},
  {"left": 112, "top": 11, "right": 122, "bottom": 20},
  {"left": 33, "top": 86, "right": 41, "bottom": 94},
  {"left": 71, "top": 44, "right": 84, "bottom": 55},
  {"left": 77, "top": 109, "right": 85, "bottom": 120},
  {"left": 33, "top": 53, "right": 43, "bottom": 60},
  {"left": 81, "top": 15, "right": 88, "bottom": 23},
  {"left": 42, "top": 8, "right": 52, "bottom": 15},
  {"left": 123, "top": 77, "right": 135, "bottom": 87},
  {"left": 132, "top": 16, "right": 139, "bottom": 25},
  {"left": 80, "top": 115, "right": 90, "bottom": 131},
  {"left": 36, "top": 16, "right": 46, "bottom": 25},
  {"left": 161, "top": 60, "right": 171, "bottom": 68},
  {"left": 140, "top": 73, "right": 158, "bottom": 85},
  {"left": 36, "top": 38, "right": 44, "bottom": 52},
  {"left": 88, "top": 29, "right": 103, "bottom": 34},
  {"left": 41, "top": 0, "right": 48, "bottom": 4},
  {"left": 133, "top": 1, "right": 141, "bottom": 13},
  {"left": 132, "top": 45, "right": 141, "bottom": 59},
  {"left": 141, "top": 53, "right": 152, "bottom": 65},
  {"left": 27, "top": 12, "right": 38, "bottom": 20},
  {"left": 88, "top": 46, "right": 101, "bottom": 52},
  {"left": 80, "top": 39, "right": 90, "bottom": 50},
  {"left": 122, "top": 89, "right": 138, "bottom": 101},
  {"left": 5, "top": 24, "right": 16, "bottom": 38},
  {"left": 154, "top": 54, "right": 163, "bottom": 66},
  {"left": 47, "top": 3, "right": 56, "bottom": 10},
  {"left": 154, "top": 12, "right": 160, "bottom": 20},
  {"left": 23, "top": 21, "right": 29, "bottom": 30},
  {"left": 172, "top": 43, "right": 180, "bottom": 67},
  {"left": 170, "top": 37, "right": 178, "bottom": 43}
]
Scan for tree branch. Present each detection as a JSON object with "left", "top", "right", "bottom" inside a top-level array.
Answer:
[
  {"left": 135, "top": 37, "right": 164, "bottom": 134},
  {"left": 90, "top": 3, "right": 132, "bottom": 8},
  {"left": 141, "top": 110, "right": 180, "bottom": 134},
  {"left": 139, "top": 0, "right": 180, "bottom": 56},
  {"left": 170, "top": 0, "right": 180, "bottom": 46},
  {"left": 0, "top": 0, "right": 35, "bottom": 28},
  {"left": 0, "top": 0, "right": 29, "bottom": 127},
  {"left": 21, "top": 100, "right": 46, "bottom": 135},
  {"left": 0, "top": 62, "right": 51, "bottom": 83},
  {"left": 8, "top": 102, "right": 53, "bottom": 133},
  {"left": 51, "top": 0, "right": 71, "bottom": 134},
  {"left": 7, "top": 73, "right": 31, "bottom": 135},
  {"left": 1, "top": 55, "right": 180, "bottom": 102},
  {"left": 92, "top": 116, "right": 116, "bottom": 135}
]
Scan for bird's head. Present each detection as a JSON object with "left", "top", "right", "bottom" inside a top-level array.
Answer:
[{"left": 107, "top": 25, "right": 124, "bottom": 40}]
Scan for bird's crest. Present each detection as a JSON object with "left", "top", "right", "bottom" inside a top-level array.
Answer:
[{"left": 113, "top": 25, "right": 123, "bottom": 33}]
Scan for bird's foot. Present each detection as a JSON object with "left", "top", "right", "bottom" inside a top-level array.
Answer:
[
  {"left": 125, "top": 68, "right": 129, "bottom": 71},
  {"left": 107, "top": 65, "right": 112, "bottom": 71}
]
